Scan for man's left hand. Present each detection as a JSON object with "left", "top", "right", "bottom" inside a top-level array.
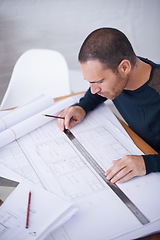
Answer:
[{"left": 105, "top": 155, "right": 146, "bottom": 183}]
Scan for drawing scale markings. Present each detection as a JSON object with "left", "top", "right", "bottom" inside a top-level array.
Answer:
[{"left": 64, "top": 129, "right": 150, "bottom": 225}]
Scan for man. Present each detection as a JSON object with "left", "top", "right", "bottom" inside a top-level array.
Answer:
[{"left": 58, "top": 27, "right": 160, "bottom": 184}]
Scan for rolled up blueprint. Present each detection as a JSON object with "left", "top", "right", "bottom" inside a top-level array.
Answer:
[
  {"left": 0, "top": 95, "right": 54, "bottom": 132},
  {"left": 0, "top": 94, "right": 83, "bottom": 148}
]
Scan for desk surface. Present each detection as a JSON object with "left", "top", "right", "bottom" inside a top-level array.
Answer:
[{"left": 54, "top": 93, "right": 160, "bottom": 240}]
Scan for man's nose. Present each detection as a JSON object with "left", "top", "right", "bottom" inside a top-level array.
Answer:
[{"left": 90, "top": 83, "right": 100, "bottom": 94}]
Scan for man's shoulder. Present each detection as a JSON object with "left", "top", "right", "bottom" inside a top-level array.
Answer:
[
  {"left": 148, "top": 68, "right": 160, "bottom": 95},
  {"left": 138, "top": 56, "right": 160, "bottom": 95}
]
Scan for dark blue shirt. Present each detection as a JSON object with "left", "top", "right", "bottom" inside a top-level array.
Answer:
[{"left": 77, "top": 57, "right": 160, "bottom": 174}]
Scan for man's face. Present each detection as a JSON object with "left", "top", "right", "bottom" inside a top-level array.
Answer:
[{"left": 80, "top": 60, "right": 128, "bottom": 100}]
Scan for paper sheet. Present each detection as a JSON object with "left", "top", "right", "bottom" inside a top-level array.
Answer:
[
  {"left": 0, "top": 95, "right": 54, "bottom": 132},
  {"left": 0, "top": 95, "right": 159, "bottom": 239},
  {"left": 16, "top": 104, "right": 160, "bottom": 240},
  {"left": 0, "top": 165, "right": 78, "bottom": 240},
  {"left": 0, "top": 94, "right": 83, "bottom": 148},
  {"left": 0, "top": 110, "right": 11, "bottom": 118}
]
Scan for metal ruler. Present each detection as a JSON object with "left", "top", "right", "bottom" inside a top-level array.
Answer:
[{"left": 64, "top": 129, "right": 150, "bottom": 225}]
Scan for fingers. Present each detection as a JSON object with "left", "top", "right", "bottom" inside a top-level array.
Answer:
[
  {"left": 114, "top": 171, "right": 135, "bottom": 184},
  {"left": 64, "top": 113, "right": 78, "bottom": 130},
  {"left": 57, "top": 111, "right": 66, "bottom": 131},
  {"left": 105, "top": 155, "right": 146, "bottom": 184},
  {"left": 105, "top": 158, "right": 129, "bottom": 184},
  {"left": 57, "top": 108, "right": 72, "bottom": 131},
  {"left": 57, "top": 106, "right": 86, "bottom": 131},
  {"left": 105, "top": 165, "right": 133, "bottom": 184}
]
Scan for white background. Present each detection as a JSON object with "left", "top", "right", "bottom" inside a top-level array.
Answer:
[{"left": 0, "top": 0, "right": 159, "bottom": 101}]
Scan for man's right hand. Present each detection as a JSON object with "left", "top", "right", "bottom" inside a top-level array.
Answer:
[{"left": 57, "top": 106, "right": 86, "bottom": 131}]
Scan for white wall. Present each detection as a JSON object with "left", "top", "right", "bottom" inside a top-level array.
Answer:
[{"left": 0, "top": 0, "right": 160, "bottom": 100}]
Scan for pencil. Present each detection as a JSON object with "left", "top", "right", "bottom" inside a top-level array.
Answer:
[
  {"left": 43, "top": 114, "right": 77, "bottom": 121},
  {"left": 0, "top": 199, "right": 3, "bottom": 206},
  {"left": 26, "top": 191, "right": 31, "bottom": 228}
]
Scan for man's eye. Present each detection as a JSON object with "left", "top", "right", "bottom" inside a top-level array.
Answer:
[{"left": 98, "top": 80, "right": 103, "bottom": 84}]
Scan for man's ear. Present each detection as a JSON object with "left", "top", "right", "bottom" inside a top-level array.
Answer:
[{"left": 118, "top": 60, "right": 131, "bottom": 75}]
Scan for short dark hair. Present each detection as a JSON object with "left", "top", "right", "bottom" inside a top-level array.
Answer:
[{"left": 78, "top": 28, "right": 136, "bottom": 71}]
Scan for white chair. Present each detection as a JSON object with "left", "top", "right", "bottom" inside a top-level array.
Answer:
[
  {"left": 69, "top": 69, "right": 89, "bottom": 93},
  {"left": 0, "top": 49, "right": 71, "bottom": 110}
]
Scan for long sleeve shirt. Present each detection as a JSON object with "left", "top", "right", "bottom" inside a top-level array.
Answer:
[{"left": 77, "top": 57, "right": 160, "bottom": 174}]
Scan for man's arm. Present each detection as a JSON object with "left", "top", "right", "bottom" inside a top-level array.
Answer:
[{"left": 143, "top": 154, "right": 160, "bottom": 173}]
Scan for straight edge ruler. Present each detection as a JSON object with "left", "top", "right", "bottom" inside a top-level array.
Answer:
[{"left": 64, "top": 129, "right": 150, "bottom": 225}]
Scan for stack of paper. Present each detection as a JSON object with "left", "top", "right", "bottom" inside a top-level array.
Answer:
[
  {"left": 0, "top": 94, "right": 82, "bottom": 147},
  {"left": 0, "top": 94, "right": 160, "bottom": 239},
  {"left": 0, "top": 164, "right": 78, "bottom": 240}
]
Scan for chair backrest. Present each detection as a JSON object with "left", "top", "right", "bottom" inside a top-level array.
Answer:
[{"left": 0, "top": 49, "right": 71, "bottom": 109}]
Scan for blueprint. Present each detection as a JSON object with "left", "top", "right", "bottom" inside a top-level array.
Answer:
[{"left": 0, "top": 96, "right": 160, "bottom": 239}]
